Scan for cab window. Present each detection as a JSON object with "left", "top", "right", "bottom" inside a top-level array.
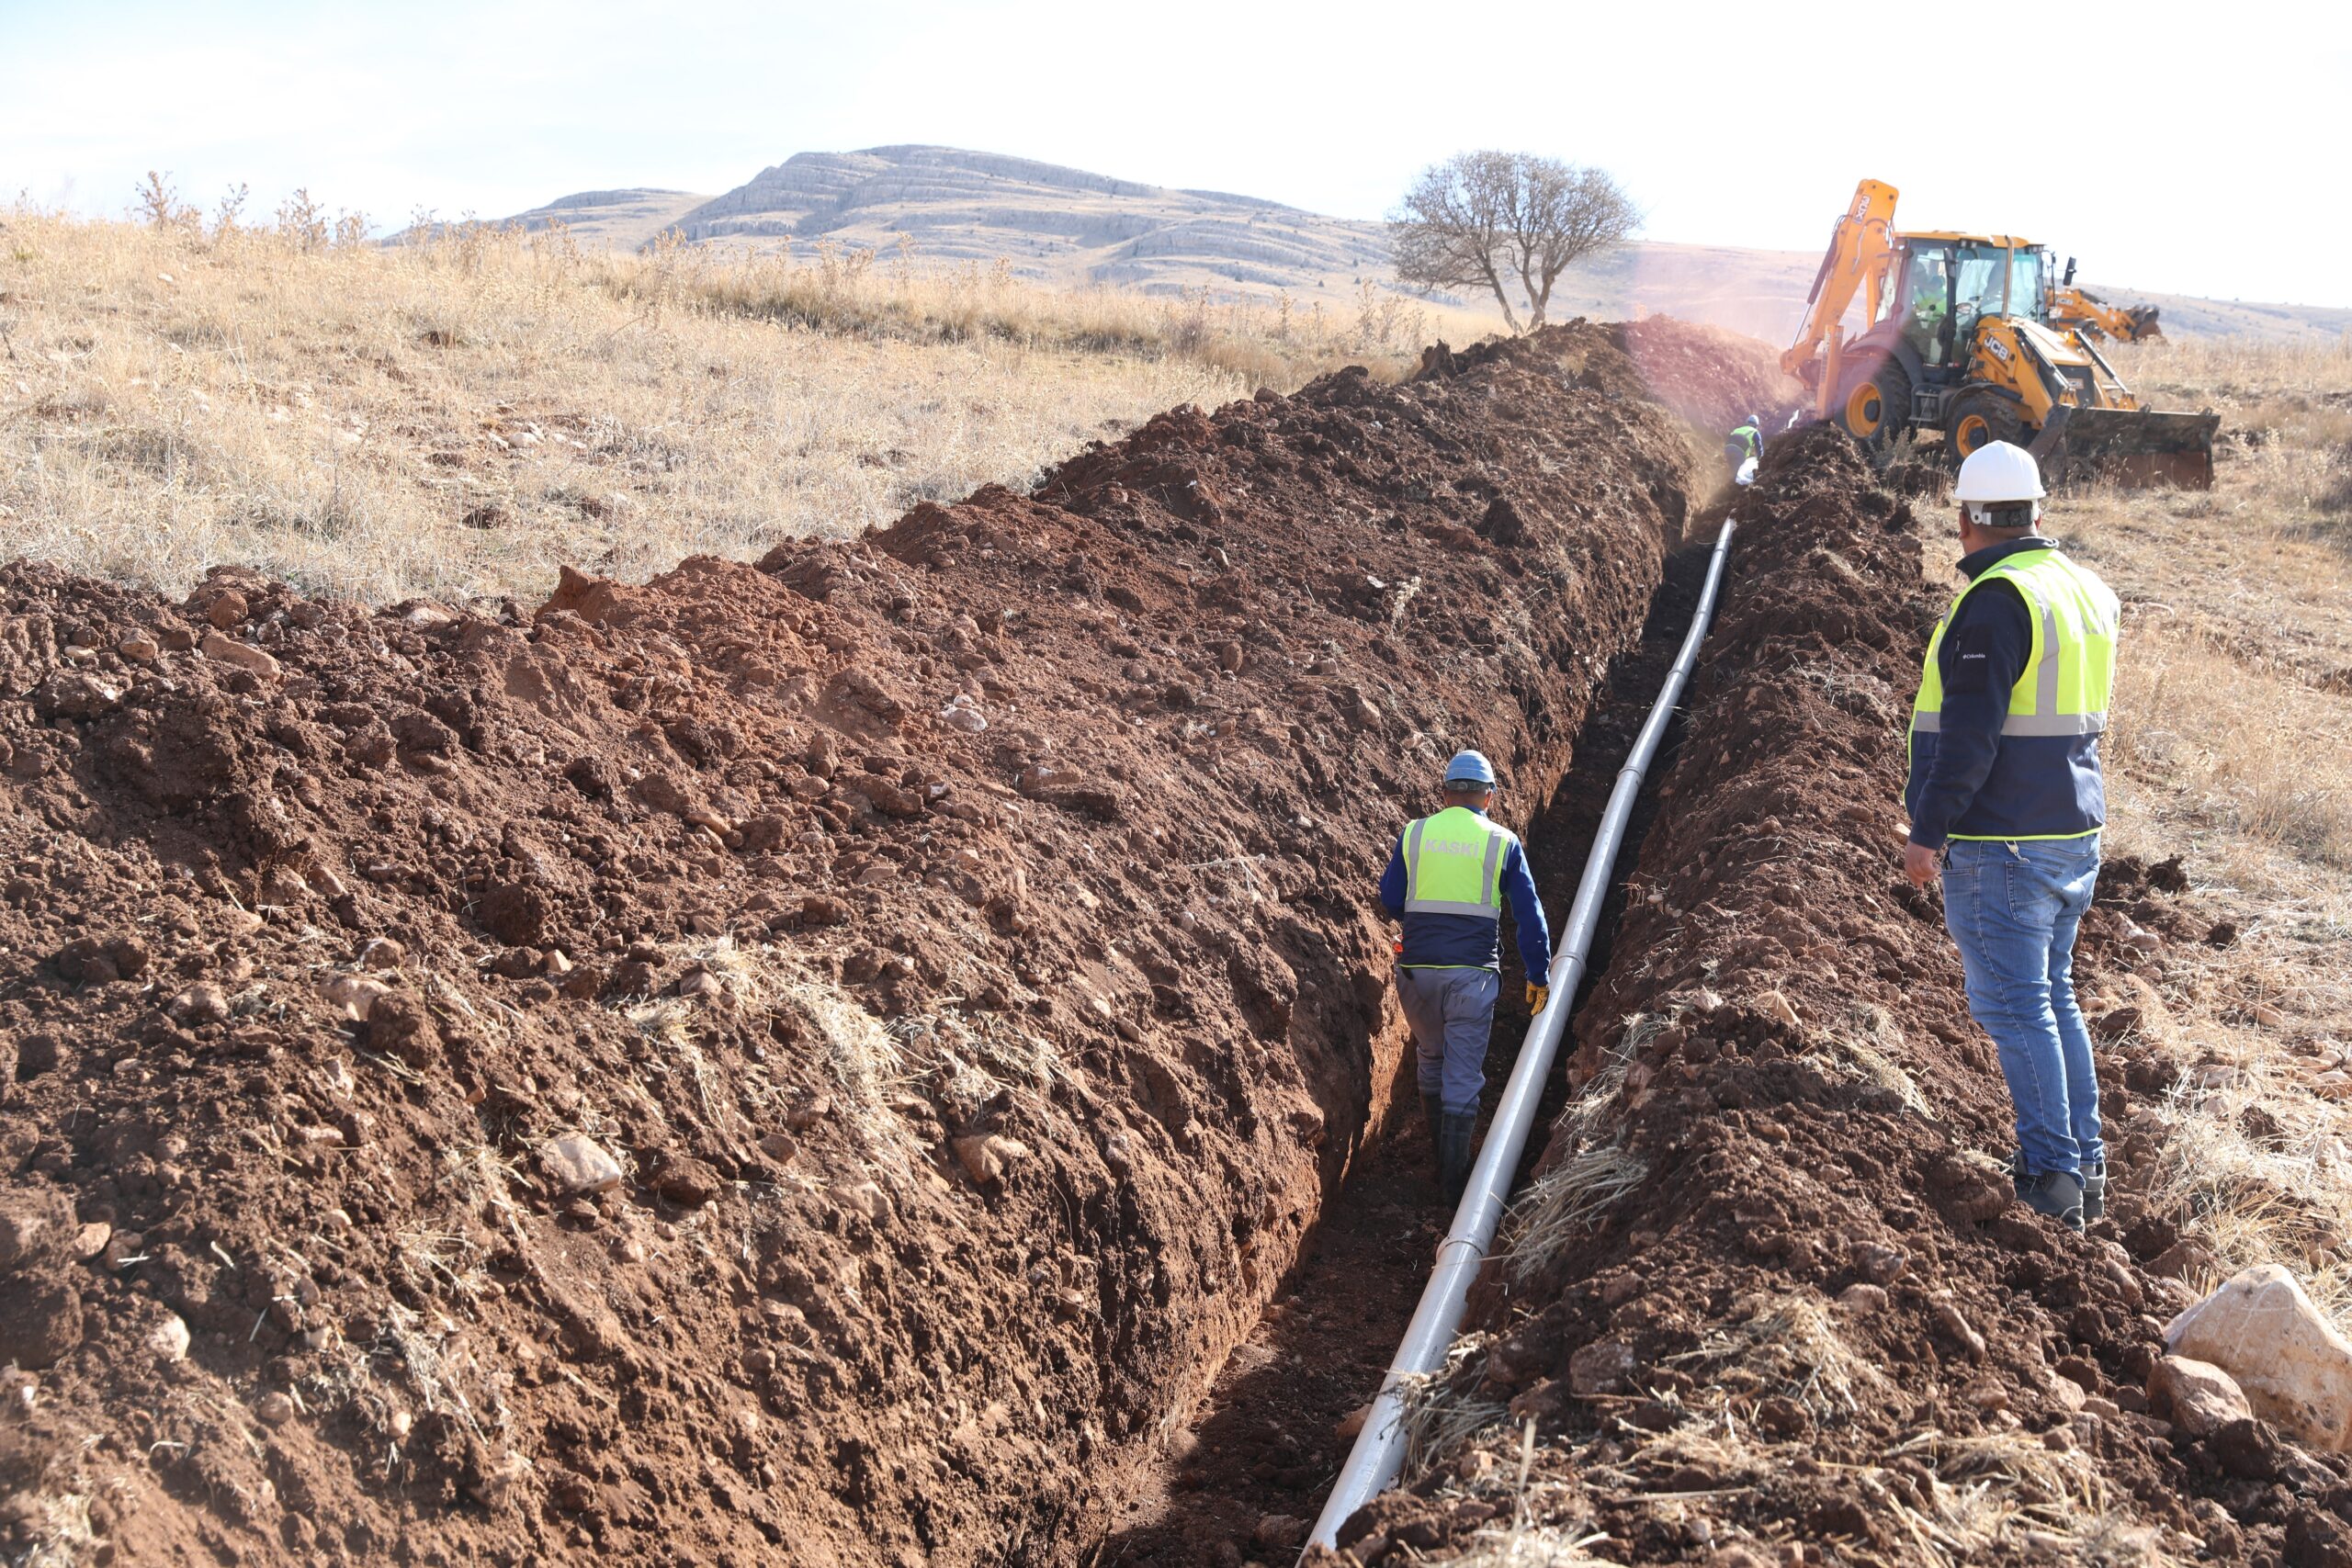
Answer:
[
  {"left": 1952, "top": 244, "right": 2008, "bottom": 330},
  {"left": 1902, "top": 249, "right": 1953, "bottom": 363},
  {"left": 2009, "top": 248, "right": 2048, "bottom": 322}
]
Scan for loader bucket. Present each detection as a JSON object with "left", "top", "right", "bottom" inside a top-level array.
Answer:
[{"left": 2033, "top": 404, "right": 2219, "bottom": 490}]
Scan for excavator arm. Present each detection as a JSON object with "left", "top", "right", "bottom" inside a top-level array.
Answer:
[
  {"left": 2051, "top": 284, "right": 2164, "bottom": 343},
  {"left": 1780, "top": 178, "right": 1900, "bottom": 384}
]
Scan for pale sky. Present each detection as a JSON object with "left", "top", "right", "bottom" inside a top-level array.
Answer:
[{"left": 5, "top": 0, "right": 2345, "bottom": 307}]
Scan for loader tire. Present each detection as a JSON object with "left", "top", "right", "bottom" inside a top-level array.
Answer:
[
  {"left": 1838, "top": 358, "right": 1910, "bottom": 449},
  {"left": 1943, "top": 390, "right": 2022, "bottom": 467}
]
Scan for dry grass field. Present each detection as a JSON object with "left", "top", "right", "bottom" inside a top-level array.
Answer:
[
  {"left": 2023, "top": 336, "right": 2352, "bottom": 1321},
  {"left": 0, "top": 210, "right": 1476, "bottom": 604}
]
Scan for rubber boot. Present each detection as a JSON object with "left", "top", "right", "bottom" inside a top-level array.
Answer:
[
  {"left": 2018, "top": 1169, "right": 2086, "bottom": 1233},
  {"left": 1437, "top": 1112, "right": 1478, "bottom": 1207},
  {"left": 1420, "top": 1094, "right": 1444, "bottom": 1181}
]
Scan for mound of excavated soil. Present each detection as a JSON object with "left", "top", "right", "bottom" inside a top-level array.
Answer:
[
  {"left": 1322, "top": 426, "right": 2348, "bottom": 1564},
  {"left": 0, "top": 325, "right": 1699, "bottom": 1565},
  {"left": 1610, "top": 317, "right": 1808, "bottom": 435}
]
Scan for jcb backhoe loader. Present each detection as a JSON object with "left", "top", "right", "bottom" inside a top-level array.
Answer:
[
  {"left": 2050, "top": 257, "right": 2165, "bottom": 343},
  {"left": 1781, "top": 179, "right": 2215, "bottom": 487}
]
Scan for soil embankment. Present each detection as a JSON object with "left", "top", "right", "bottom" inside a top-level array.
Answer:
[
  {"left": 0, "top": 323, "right": 1730, "bottom": 1564},
  {"left": 1609, "top": 319, "right": 1809, "bottom": 435},
  {"left": 1322, "top": 428, "right": 2346, "bottom": 1564}
]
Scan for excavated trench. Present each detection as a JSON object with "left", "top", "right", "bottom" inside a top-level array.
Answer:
[
  {"left": 1089, "top": 524, "right": 1731, "bottom": 1566},
  {"left": 0, "top": 322, "right": 1811, "bottom": 1568},
  {"left": 1293, "top": 429, "right": 2352, "bottom": 1567}
]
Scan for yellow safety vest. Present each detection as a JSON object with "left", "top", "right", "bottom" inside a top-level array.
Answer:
[
  {"left": 1911, "top": 547, "right": 2120, "bottom": 838},
  {"left": 1401, "top": 806, "right": 1508, "bottom": 919}
]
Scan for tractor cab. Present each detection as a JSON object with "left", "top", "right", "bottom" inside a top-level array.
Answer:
[{"left": 1879, "top": 232, "right": 2051, "bottom": 378}]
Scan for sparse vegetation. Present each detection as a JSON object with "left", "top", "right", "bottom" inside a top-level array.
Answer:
[
  {"left": 2075, "top": 341, "right": 2352, "bottom": 873},
  {"left": 0, "top": 207, "right": 1480, "bottom": 604},
  {"left": 1997, "top": 335, "right": 2352, "bottom": 1336}
]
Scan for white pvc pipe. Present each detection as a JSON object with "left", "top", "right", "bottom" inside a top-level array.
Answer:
[{"left": 1303, "top": 515, "right": 1739, "bottom": 1557}]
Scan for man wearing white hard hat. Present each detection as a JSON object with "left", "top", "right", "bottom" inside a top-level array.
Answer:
[{"left": 1904, "top": 441, "right": 2120, "bottom": 1234}]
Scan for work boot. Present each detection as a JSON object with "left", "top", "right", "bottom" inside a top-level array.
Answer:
[
  {"left": 2018, "top": 1169, "right": 2086, "bottom": 1233},
  {"left": 1437, "top": 1112, "right": 1478, "bottom": 1207},
  {"left": 2009, "top": 1149, "right": 2029, "bottom": 1200},
  {"left": 2083, "top": 1160, "right": 2107, "bottom": 1224},
  {"left": 1420, "top": 1093, "right": 1443, "bottom": 1179}
]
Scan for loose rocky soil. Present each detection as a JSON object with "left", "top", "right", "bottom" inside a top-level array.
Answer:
[
  {"left": 0, "top": 322, "right": 1736, "bottom": 1566},
  {"left": 1319, "top": 427, "right": 2352, "bottom": 1566}
]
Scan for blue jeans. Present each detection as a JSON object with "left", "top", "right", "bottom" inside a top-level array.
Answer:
[
  {"left": 1395, "top": 966, "right": 1498, "bottom": 1117},
  {"left": 1940, "top": 836, "right": 2104, "bottom": 1176}
]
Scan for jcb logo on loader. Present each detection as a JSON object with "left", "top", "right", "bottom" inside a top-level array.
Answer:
[{"left": 1985, "top": 337, "right": 2012, "bottom": 364}]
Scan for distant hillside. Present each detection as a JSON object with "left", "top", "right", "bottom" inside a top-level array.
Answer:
[
  {"left": 670, "top": 144, "right": 1395, "bottom": 300},
  {"left": 476, "top": 187, "right": 710, "bottom": 251},
  {"left": 2077, "top": 286, "right": 2352, "bottom": 342},
  {"left": 470, "top": 146, "right": 2351, "bottom": 344}
]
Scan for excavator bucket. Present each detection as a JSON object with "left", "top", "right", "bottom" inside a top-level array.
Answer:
[
  {"left": 2123, "top": 305, "right": 2164, "bottom": 342},
  {"left": 2034, "top": 404, "right": 2219, "bottom": 490}
]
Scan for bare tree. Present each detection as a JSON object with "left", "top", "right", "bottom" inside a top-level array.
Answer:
[{"left": 1389, "top": 152, "right": 1639, "bottom": 333}]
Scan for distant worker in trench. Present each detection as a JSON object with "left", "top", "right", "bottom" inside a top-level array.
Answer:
[
  {"left": 1725, "top": 412, "right": 1765, "bottom": 486},
  {"left": 1904, "top": 441, "right": 2120, "bottom": 1234},
  {"left": 1378, "top": 750, "right": 1555, "bottom": 1204}
]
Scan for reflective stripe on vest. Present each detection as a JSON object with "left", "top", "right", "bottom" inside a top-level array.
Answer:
[
  {"left": 1911, "top": 547, "right": 2119, "bottom": 741},
  {"left": 1401, "top": 807, "right": 1507, "bottom": 919}
]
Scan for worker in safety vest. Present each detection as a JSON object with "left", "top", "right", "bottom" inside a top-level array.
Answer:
[
  {"left": 1724, "top": 414, "right": 1764, "bottom": 476},
  {"left": 1904, "top": 441, "right": 2120, "bottom": 1233},
  {"left": 1377, "top": 750, "right": 1554, "bottom": 1202}
]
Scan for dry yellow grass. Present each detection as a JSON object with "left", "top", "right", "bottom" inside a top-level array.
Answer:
[
  {"left": 0, "top": 210, "right": 1475, "bottom": 605},
  {"left": 600, "top": 226, "right": 1485, "bottom": 385},
  {"left": 2066, "top": 340, "right": 2352, "bottom": 894},
  {"left": 2033, "top": 336, "right": 2352, "bottom": 1330}
]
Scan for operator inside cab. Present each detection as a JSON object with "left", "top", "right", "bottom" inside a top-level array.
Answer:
[{"left": 1904, "top": 252, "right": 1951, "bottom": 365}]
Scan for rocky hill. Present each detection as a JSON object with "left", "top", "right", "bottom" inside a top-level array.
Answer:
[
  {"left": 669, "top": 145, "right": 1393, "bottom": 299},
  {"left": 490, "top": 187, "right": 709, "bottom": 250}
]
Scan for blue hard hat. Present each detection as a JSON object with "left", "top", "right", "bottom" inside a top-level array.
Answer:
[{"left": 1443, "top": 750, "right": 1497, "bottom": 786}]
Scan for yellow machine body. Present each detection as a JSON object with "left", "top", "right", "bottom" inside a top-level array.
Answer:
[
  {"left": 1781, "top": 180, "right": 2214, "bottom": 488},
  {"left": 2050, "top": 283, "right": 2165, "bottom": 343}
]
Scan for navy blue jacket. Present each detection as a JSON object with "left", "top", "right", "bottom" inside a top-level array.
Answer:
[
  {"left": 1905, "top": 536, "right": 2107, "bottom": 848},
  {"left": 1378, "top": 812, "right": 1553, "bottom": 975}
]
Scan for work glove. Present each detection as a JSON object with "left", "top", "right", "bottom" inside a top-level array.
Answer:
[{"left": 1526, "top": 983, "right": 1550, "bottom": 1012}]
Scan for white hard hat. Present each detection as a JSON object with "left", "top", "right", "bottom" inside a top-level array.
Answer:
[{"left": 1953, "top": 441, "right": 2047, "bottom": 504}]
